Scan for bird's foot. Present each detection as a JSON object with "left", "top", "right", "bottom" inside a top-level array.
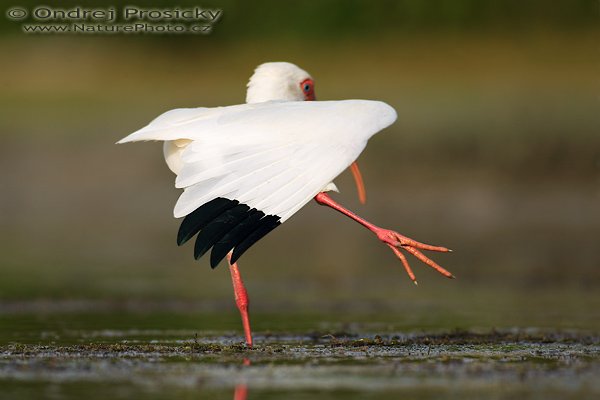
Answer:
[
  {"left": 312, "top": 192, "right": 453, "bottom": 284},
  {"left": 373, "top": 227, "right": 454, "bottom": 284}
]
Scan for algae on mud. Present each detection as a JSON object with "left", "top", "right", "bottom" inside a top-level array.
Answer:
[{"left": 1, "top": 328, "right": 599, "bottom": 400}]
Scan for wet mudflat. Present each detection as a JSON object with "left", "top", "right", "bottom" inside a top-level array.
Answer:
[{"left": 1, "top": 319, "right": 598, "bottom": 400}]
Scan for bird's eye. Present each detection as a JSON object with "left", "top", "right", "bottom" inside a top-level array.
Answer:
[
  {"left": 299, "top": 79, "right": 315, "bottom": 100},
  {"left": 300, "top": 79, "right": 313, "bottom": 93}
]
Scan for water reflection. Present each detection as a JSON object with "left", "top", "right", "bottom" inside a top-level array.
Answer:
[{"left": 233, "top": 358, "right": 250, "bottom": 400}]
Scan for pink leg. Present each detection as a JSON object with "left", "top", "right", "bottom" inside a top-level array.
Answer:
[
  {"left": 227, "top": 253, "right": 253, "bottom": 347},
  {"left": 314, "top": 192, "right": 454, "bottom": 284}
]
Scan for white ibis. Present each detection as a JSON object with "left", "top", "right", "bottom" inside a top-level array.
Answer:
[{"left": 118, "top": 62, "right": 453, "bottom": 347}]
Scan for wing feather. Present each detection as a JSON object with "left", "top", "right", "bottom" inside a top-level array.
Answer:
[{"left": 119, "top": 99, "right": 397, "bottom": 264}]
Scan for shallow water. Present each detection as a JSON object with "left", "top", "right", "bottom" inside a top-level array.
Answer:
[{"left": 1, "top": 308, "right": 599, "bottom": 400}]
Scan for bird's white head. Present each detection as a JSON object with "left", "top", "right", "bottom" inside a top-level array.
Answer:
[{"left": 246, "top": 62, "right": 315, "bottom": 104}]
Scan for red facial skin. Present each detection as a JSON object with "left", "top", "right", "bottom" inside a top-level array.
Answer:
[{"left": 300, "top": 78, "right": 316, "bottom": 101}]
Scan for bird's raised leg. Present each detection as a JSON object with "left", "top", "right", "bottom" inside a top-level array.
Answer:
[
  {"left": 227, "top": 253, "right": 253, "bottom": 347},
  {"left": 314, "top": 192, "right": 454, "bottom": 284}
]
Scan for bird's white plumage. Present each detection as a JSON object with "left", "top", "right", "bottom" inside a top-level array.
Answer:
[
  {"left": 246, "top": 62, "right": 311, "bottom": 103},
  {"left": 119, "top": 99, "right": 397, "bottom": 222},
  {"left": 163, "top": 139, "right": 191, "bottom": 174}
]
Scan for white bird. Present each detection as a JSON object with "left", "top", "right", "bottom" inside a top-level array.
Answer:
[{"left": 118, "top": 62, "right": 453, "bottom": 347}]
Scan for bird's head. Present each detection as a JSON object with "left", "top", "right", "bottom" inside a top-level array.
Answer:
[{"left": 246, "top": 62, "right": 315, "bottom": 103}]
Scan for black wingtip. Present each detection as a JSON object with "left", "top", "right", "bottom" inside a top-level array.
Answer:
[
  {"left": 209, "top": 257, "right": 221, "bottom": 269},
  {"left": 178, "top": 197, "right": 282, "bottom": 268},
  {"left": 230, "top": 215, "right": 281, "bottom": 264},
  {"left": 193, "top": 204, "right": 250, "bottom": 261},
  {"left": 209, "top": 245, "right": 229, "bottom": 269},
  {"left": 177, "top": 198, "right": 238, "bottom": 246},
  {"left": 210, "top": 210, "right": 264, "bottom": 268}
]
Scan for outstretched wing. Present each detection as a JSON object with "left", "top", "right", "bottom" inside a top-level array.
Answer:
[{"left": 119, "top": 100, "right": 396, "bottom": 266}]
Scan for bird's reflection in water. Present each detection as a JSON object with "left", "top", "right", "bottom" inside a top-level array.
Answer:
[
  {"left": 233, "top": 384, "right": 248, "bottom": 400},
  {"left": 233, "top": 358, "right": 250, "bottom": 400}
]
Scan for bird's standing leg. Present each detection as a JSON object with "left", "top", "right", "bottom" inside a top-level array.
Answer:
[
  {"left": 227, "top": 253, "right": 253, "bottom": 347},
  {"left": 314, "top": 192, "right": 454, "bottom": 284}
]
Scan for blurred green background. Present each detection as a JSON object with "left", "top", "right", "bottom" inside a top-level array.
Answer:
[{"left": 0, "top": 0, "right": 598, "bottom": 332}]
